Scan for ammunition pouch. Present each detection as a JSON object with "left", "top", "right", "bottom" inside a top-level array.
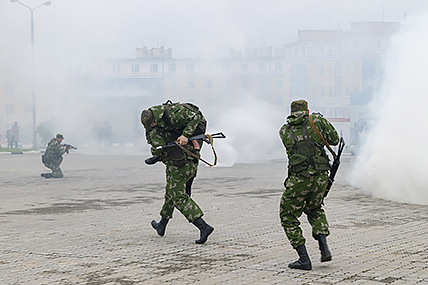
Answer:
[
  {"left": 314, "top": 155, "right": 330, "bottom": 171},
  {"left": 169, "top": 146, "right": 187, "bottom": 167},
  {"left": 289, "top": 153, "right": 311, "bottom": 173}
]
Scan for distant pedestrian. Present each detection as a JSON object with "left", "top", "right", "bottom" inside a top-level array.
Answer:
[
  {"left": 11, "top": 121, "right": 19, "bottom": 148},
  {"left": 6, "top": 129, "right": 12, "bottom": 148},
  {"left": 279, "top": 99, "right": 339, "bottom": 270}
]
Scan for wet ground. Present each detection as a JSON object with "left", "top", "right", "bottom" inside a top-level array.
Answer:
[{"left": 1, "top": 152, "right": 427, "bottom": 284}]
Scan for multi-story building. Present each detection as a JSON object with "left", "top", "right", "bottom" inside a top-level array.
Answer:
[{"left": 2, "top": 22, "right": 399, "bottom": 146}]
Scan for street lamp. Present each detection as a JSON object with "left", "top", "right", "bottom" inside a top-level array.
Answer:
[{"left": 10, "top": 0, "right": 51, "bottom": 149}]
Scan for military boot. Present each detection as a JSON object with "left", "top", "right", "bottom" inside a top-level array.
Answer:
[
  {"left": 41, "top": 173, "right": 53, "bottom": 179},
  {"left": 288, "top": 244, "right": 312, "bottom": 270},
  {"left": 317, "top": 234, "right": 332, "bottom": 262},
  {"left": 151, "top": 218, "right": 169, "bottom": 236},
  {"left": 192, "top": 217, "right": 214, "bottom": 244}
]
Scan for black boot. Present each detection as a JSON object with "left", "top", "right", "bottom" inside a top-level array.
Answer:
[
  {"left": 41, "top": 173, "right": 53, "bottom": 179},
  {"left": 288, "top": 245, "right": 312, "bottom": 270},
  {"left": 151, "top": 218, "right": 169, "bottom": 236},
  {"left": 317, "top": 234, "right": 332, "bottom": 262},
  {"left": 192, "top": 217, "right": 214, "bottom": 244}
]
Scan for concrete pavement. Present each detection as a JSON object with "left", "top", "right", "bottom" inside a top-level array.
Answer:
[{"left": 1, "top": 152, "right": 427, "bottom": 284}]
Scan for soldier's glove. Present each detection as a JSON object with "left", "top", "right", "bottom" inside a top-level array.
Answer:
[{"left": 145, "top": 156, "right": 161, "bottom": 165}]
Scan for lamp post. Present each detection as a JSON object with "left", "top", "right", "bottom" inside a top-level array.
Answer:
[{"left": 10, "top": 0, "right": 51, "bottom": 149}]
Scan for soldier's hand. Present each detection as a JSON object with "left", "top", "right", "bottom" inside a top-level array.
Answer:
[{"left": 176, "top": 135, "right": 188, "bottom": 146}]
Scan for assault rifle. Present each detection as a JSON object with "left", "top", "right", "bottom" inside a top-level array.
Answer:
[
  {"left": 324, "top": 137, "right": 345, "bottom": 199},
  {"left": 145, "top": 132, "right": 226, "bottom": 165},
  {"left": 62, "top": 144, "right": 77, "bottom": 154}
]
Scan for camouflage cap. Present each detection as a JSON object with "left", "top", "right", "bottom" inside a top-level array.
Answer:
[
  {"left": 141, "top": 109, "right": 154, "bottom": 129},
  {"left": 56, "top": 133, "right": 64, "bottom": 139},
  {"left": 290, "top": 100, "right": 308, "bottom": 112}
]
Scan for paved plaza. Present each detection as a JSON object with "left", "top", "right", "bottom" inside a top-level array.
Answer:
[{"left": 1, "top": 151, "right": 427, "bottom": 284}]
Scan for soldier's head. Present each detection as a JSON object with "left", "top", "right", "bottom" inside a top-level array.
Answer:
[
  {"left": 56, "top": 133, "right": 64, "bottom": 143},
  {"left": 141, "top": 109, "right": 156, "bottom": 129},
  {"left": 290, "top": 100, "right": 309, "bottom": 113}
]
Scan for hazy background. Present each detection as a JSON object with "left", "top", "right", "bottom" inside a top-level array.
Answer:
[
  {"left": 1, "top": 0, "right": 428, "bottom": 172},
  {"left": 350, "top": 13, "right": 428, "bottom": 205}
]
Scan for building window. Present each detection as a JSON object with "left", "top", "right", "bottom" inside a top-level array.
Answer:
[
  {"left": 169, "top": 81, "right": 176, "bottom": 90},
  {"left": 169, "top": 64, "right": 176, "bottom": 72},
  {"left": 275, "top": 62, "right": 282, "bottom": 71},
  {"left": 150, "top": 64, "right": 158, "bottom": 73},
  {"left": 259, "top": 80, "right": 266, "bottom": 89},
  {"left": 240, "top": 63, "right": 247, "bottom": 72},
  {"left": 335, "top": 107, "right": 343, "bottom": 118},
  {"left": 187, "top": 81, "right": 195, "bottom": 89},
  {"left": 240, "top": 80, "right": 248, "bottom": 89},
  {"left": 275, "top": 80, "right": 283, "bottom": 88},
  {"left": 113, "top": 64, "right": 121, "bottom": 73},
  {"left": 302, "top": 47, "right": 306, "bottom": 56},
  {"left": 329, "top": 87, "right": 333, "bottom": 97},
  {"left": 258, "top": 63, "right": 266, "bottom": 72},
  {"left": 335, "top": 86, "right": 341, "bottom": 97},
  {"left": 344, "top": 108, "right": 350, "bottom": 118},
  {"left": 223, "top": 63, "right": 230, "bottom": 71},
  {"left": 355, "top": 86, "right": 360, "bottom": 91},
  {"left": 132, "top": 64, "right": 139, "bottom": 73},
  {"left": 320, "top": 66, "right": 324, "bottom": 76},
  {"left": 345, "top": 86, "right": 350, "bottom": 96},
  {"left": 186, "top": 63, "right": 194, "bottom": 72},
  {"left": 205, "top": 81, "right": 213, "bottom": 90},
  {"left": 328, "top": 65, "right": 332, "bottom": 76}
]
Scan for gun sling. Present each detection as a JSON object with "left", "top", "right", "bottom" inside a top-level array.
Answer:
[
  {"left": 175, "top": 134, "right": 218, "bottom": 167},
  {"left": 308, "top": 115, "right": 337, "bottom": 158}
]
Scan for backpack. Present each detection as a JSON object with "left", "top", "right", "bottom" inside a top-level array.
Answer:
[{"left": 162, "top": 100, "right": 207, "bottom": 136}]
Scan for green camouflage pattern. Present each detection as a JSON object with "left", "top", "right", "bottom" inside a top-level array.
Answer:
[
  {"left": 160, "top": 161, "right": 203, "bottom": 222},
  {"left": 279, "top": 173, "right": 329, "bottom": 248},
  {"left": 42, "top": 137, "right": 66, "bottom": 178},
  {"left": 145, "top": 103, "right": 205, "bottom": 222},
  {"left": 279, "top": 111, "right": 339, "bottom": 248}
]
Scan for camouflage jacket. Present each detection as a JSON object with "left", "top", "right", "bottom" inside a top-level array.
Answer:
[
  {"left": 145, "top": 104, "right": 204, "bottom": 158},
  {"left": 44, "top": 138, "right": 66, "bottom": 162},
  {"left": 279, "top": 111, "right": 339, "bottom": 176}
]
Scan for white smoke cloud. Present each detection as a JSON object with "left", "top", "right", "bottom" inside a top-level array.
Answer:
[
  {"left": 350, "top": 13, "right": 428, "bottom": 205},
  {"left": 202, "top": 96, "right": 286, "bottom": 166}
]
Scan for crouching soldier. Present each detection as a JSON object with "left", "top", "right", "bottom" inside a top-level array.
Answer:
[{"left": 41, "top": 134, "right": 68, "bottom": 179}]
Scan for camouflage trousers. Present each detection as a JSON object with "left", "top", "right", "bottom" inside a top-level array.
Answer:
[
  {"left": 279, "top": 172, "right": 329, "bottom": 248},
  {"left": 160, "top": 161, "right": 203, "bottom": 223},
  {"left": 43, "top": 158, "right": 64, "bottom": 178}
]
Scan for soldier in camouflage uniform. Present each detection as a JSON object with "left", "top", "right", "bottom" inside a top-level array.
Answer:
[
  {"left": 41, "top": 134, "right": 68, "bottom": 179},
  {"left": 279, "top": 100, "right": 339, "bottom": 270},
  {"left": 141, "top": 101, "right": 214, "bottom": 244}
]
